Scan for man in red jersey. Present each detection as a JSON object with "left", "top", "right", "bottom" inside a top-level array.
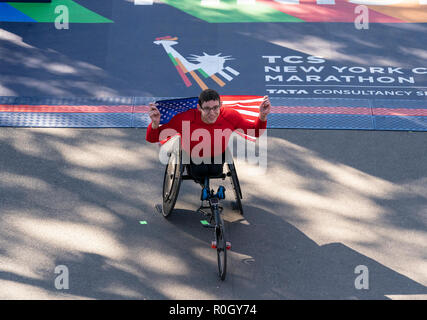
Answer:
[{"left": 146, "top": 89, "right": 270, "bottom": 179}]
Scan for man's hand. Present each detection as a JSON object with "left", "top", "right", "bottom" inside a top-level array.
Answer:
[
  {"left": 148, "top": 102, "right": 161, "bottom": 129},
  {"left": 259, "top": 96, "right": 271, "bottom": 122}
]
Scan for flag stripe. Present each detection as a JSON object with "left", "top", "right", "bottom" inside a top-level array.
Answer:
[
  {"left": 221, "top": 96, "right": 263, "bottom": 103},
  {"left": 224, "top": 104, "right": 260, "bottom": 110},
  {"left": 220, "top": 95, "right": 263, "bottom": 141},
  {"left": 234, "top": 109, "right": 259, "bottom": 118}
]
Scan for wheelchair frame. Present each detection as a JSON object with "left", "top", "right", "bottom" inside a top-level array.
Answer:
[
  {"left": 160, "top": 135, "right": 244, "bottom": 218},
  {"left": 158, "top": 135, "right": 243, "bottom": 280}
]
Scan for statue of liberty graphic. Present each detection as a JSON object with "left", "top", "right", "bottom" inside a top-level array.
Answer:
[{"left": 154, "top": 36, "right": 240, "bottom": 90}]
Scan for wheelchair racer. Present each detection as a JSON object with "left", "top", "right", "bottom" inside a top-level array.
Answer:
[{"left": 146, "top": 89, "right": 271, "bottom": 179}]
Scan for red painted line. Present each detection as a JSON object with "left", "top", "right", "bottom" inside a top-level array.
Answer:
[
  {"left": 175, "top": 65, "right": 192, "bottom": 87},
  {"left": 373, "top": 108, "right": 427, "bottom": 117},
  {"left": 258, "top": 0, "right": 404, "bottom": 23},
  {"left": 135, "top": 105, "right": 372, "bottom": 115},
  {"left": 155, "top": 36, "right": 173, "bottom": 40},
  {"left": 0, "top": 105, "right": 133, "bottom": 113},
  {"left": 134, "top": 105, "right": 150, "bottom": 113},
  {"left": 2, "top": 105, "right": 426, "bottom": 117}
]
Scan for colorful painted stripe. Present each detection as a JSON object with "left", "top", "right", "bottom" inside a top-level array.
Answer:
[
  {"left": 161, "top": 0, "right": 426, "bottom": 23},
  {"left": 365, "top": 0, "right": 427, "bottom": 23},
  {"left": 210, "top": 74, "right": 226, "bottom": 87},
  {"left": 2, "top": 0, "right": 426, "bottom": 23},
  {"left": 197, "top": 69, "right": 209, "bottom": 79},
  {"left": 188, "top": 70, "right": 208, "bottom": 90},
  {"left": 3, "top": 0, "right": 113, "bottom": 23},
  {"left": 259, "top": 0, "right": 404, "bottom": 23},
  {"left": 168, "top": 56, "right": 192, "bottom": 87},
  {"left": 161, "top": 0, "right": 303, "bottom": 23},
  {"left": 0, "top": 105, "right": 133, "bottom": 113},
  {"left": 0, "top": 3, "right": 36, "bottom": 22},
  {"left": 175, "top": 66, "right": 193, "bottom": 87}
]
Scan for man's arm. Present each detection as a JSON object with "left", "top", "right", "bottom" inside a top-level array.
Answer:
[
  {"left": 146, "top": 102, "right": 162, "bottom": 143},
  {"left": 258, "top": 95, "right": 271, "bottom": 122},
  {"left": 146, "top": 103, "right": 192, "bottom": 143}
]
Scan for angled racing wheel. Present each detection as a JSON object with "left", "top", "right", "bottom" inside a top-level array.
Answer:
[{"left": 161, "top": 136, "right": 183, "bottom": 217}]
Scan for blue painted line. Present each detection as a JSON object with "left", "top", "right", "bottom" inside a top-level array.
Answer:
[
  {"left": 132, "top": 113, "right": 151, "bottom": 128},
  {"left": 268, "top": 114, "right": 375, "bottom": 130},
  {"left": 0, "top": 3, "right": 37, "bottom": 22},
  {"left": 374, "top": 115, "right": 427, "bottom": 131},
  {"left": 374, "top": 99, "right": 427, "bottom": 109},
  {"left": 368, "top": 99, "right": 376, "bottom": 133},
  {"left": 12, "top": 96, "right": 134, "bottom": 106},
  {"left": 269, "top": 97, "right": 371, "bottom": 108}
]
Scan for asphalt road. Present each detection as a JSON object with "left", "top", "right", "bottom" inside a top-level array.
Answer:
[{"left": 0, "top": 127, "right": 426, "bottom": 299}]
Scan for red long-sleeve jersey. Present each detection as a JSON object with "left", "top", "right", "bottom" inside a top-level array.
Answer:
[{"left": 146, "top": 107, "right": 267, "bottom": 158}]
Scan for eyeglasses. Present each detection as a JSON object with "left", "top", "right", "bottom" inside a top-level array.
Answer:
[{"left": 200, "top": 105, "right": 220, "bottom": 113}]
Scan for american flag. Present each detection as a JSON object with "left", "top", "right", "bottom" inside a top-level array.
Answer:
[
  {"left": 155, "top": 95, "right": 263, "bottom": 141},
  {"left": 156, "top": 97, "right": 199, "bottom": 125}
]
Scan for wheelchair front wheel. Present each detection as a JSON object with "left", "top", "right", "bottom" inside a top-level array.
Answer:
[
  {"left": 215, "top": 214, "right": 227, "bottom": 281},
  {"left": 161, "top": 142, "right": 183, "bottom": 218}
]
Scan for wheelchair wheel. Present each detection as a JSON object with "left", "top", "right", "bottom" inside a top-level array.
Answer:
[
  {"left": 161, "top": 138, "right": 183, "bottom": 218},
  {"left": 227, "top": 162, "right": 243, "bottom": 215}
]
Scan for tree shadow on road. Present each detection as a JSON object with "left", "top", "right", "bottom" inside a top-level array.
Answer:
[{"left": 225, "top": 204, "right": 427, "bottom": 300}]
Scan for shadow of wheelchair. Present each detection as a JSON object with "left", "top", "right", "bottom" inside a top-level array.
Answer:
[{"left": 155, "top": 201, "right": 427, "bottom": 299}]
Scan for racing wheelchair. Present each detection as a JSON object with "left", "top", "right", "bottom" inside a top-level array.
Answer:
[{"left": 157, "top": 135, "right": 243, "bottom": 280}]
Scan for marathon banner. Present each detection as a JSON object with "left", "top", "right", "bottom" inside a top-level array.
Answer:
[{"left": 0, "top": 0, "right": 426, "bottom": 101}]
